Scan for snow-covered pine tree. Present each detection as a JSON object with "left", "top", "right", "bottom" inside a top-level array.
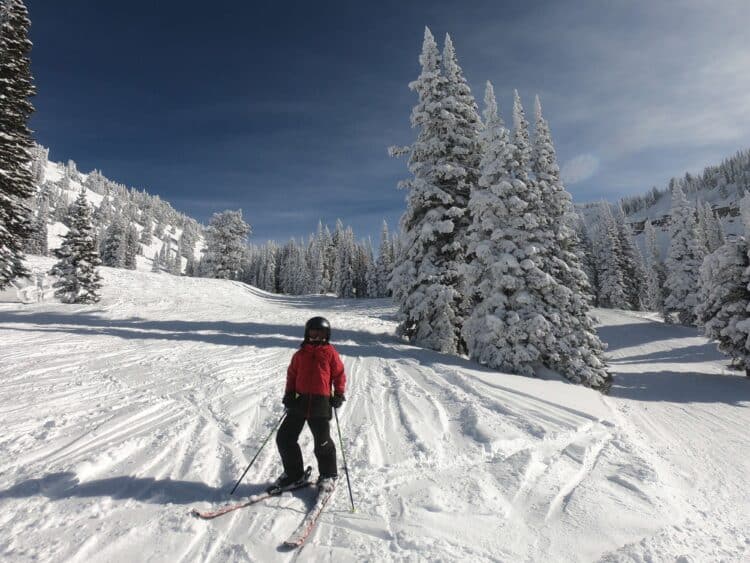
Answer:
[
  {"left": 321, "top": 224, "right": 334, "bottom": 293},
  {"left": 511, "top": 90, "right": 531, "bottom": 183},
  {"left": 139, "top": 216, "right": 153, "bottom": 244},
  {"left": 389, "top": 28, "right": 475, "bottom": 354},
  {"left": 25, "top": 190, "right": 48, "bottom": 256},
  {"left": 151, "top": 251, "right": 160, "bottom": 273},
  {"left": 375, "top": 220, "right": 393, "bottom": 297},
  {"left": 30, "top": 143, "right": 47, "bottom": 185},
  {"left": 441, "top": 32, "right": 481, "bottom": 306},
  {"left": 0, "top": 0, "right": 35, "bottom": 288},
  {"left": 101, "top": 213, "right": 127, "bottom": 268},
  {"left": 694, "top": 201, "right": 710, "bottom": 256},
  {"left": 462, "top": 82, "right": 556, "bottom": 377},
  {"left": 264, "top": 243, "right": 277, "bottom": 292},
  {"left": 123, "top": 225, "right": 139, "bottom": 270},
  {"left": 333, "top": 224, "right": 355, "bottom": 298},
  {"left": 83, "top": 169, "right": 106, "bottom": 195},
  {"left": 530, "top": 95, "right": 608, "bottom": 387},
  {"left": 697, "top": 236, "right": 750, "bottom": 375},
  {"left": 643, "top": 218, "right": 666, "bottom": 312},
  {"left": 576, "top": 221, "right": 599, "bottom": 304},
  {"left": 594, "top": 202, "right": 629, "bottom": 309},
  {"left": 162, "top": 247, "right": 174, "bottom": 273},
  {"left": 664, "top": 184, "right": 703, "bottom": 325},
  {"left": 93, "top": 192, "right": 114, "bottom": 228},
  {"left": 49, "top": 190, "right": 102, "bottom": 303},
  {"left": 366, "top": 237, "right": 379, "bottom": 298},
  {"left": 308, "top": 231, "right": 325, "bottom": 294},
  {"left": 203, "top": 209, "right": 250, "bottom": 280},
  {"left": 354, "top": 238, "right": 373, "bottom": 297},
  {"left": 700, "top": 201, "right": 724, "bottom": 253},
  {"left": 613, "top": 204, "right": 646, "bottom": 310}
]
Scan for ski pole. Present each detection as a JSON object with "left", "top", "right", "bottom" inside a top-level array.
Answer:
[
  {"left": 230, "top": 411, "right": 286, "bottom": 496},
  {"left": 333, "top": 407, "right": 355, "bottom": 512}
]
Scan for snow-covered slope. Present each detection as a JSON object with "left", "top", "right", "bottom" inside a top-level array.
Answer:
[
  {"left": 34, "top": 153, "right": 204, "bottom": 274},
  {"left": 0, "top": 258, "right": 748, "bottom": 562},
  {"left": 578, "top": 148, "right": 750, "bottom": 259}
]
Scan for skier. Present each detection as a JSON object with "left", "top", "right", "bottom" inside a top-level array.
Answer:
[{"left": 270, "top": 316, "right": 346, "bottom": 494}]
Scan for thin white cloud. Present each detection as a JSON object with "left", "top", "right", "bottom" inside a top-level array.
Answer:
[
  {"left": 463, "top": 0, "right": 750, "bottom": 196},
  {"left": 561, "top": 154, "right": 599, "bottom": 184}
]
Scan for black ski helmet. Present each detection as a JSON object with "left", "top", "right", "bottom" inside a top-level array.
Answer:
[{"left": 304, "top": 316, "right": 331, "bottom": 342}]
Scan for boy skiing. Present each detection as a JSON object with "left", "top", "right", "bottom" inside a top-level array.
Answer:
[{"left": 270, "top": 316, "right": 346, "bottom": 494}]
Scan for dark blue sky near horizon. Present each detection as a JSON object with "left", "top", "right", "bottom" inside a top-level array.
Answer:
[{"left": 26, "top": 0, "right": 750, "bottom": 243}]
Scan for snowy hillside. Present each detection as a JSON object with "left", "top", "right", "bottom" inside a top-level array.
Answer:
[
  {"left": 0, "top": 258, "right": 748, "bottom": 562},
  {"left": 29, "top": 147, "right": 204, "bottom": 274},
  {"left": 578, "top": 148, "right": 750, "bottom": 259}
]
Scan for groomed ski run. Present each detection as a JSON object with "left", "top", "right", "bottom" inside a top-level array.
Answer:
[{"left": 0, "top": 257, "right": 748, "bottom": 562}]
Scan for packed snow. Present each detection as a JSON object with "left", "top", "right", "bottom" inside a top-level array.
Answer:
[{"left": 0, "top": 257, "right": 748, "bottom": 562}]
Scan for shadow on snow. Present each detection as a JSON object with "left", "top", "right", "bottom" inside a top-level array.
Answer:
[
  {"left": 2, "top": 308, "right": 747, "bottom": 406},
  {"left": 0, "top": 471, "right": 315, "bottom": 511}
]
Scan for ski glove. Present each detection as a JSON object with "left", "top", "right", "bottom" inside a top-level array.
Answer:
[
  {"left": 282, "top": 392, "right": 295, "bottom": 408},
  {"left": 329, "top": 394, "right": 345, "bottom": 409}
]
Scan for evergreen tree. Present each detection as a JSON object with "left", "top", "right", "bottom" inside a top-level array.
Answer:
[
  {"left": 511, "top": 90, "right": 531, "bottom": 183},
  {"left": 151, "top": 251, "right": 160, "bottom": 273},
  {"left": 93, "top": 192, "right": 114, "bottom": 227},
  {"left": 613, "top": 204, "right": 646, "bottom": 310},
  {"left": 353, "top": 238, "right": 372, "bottom": 297},
  {"left": 101, "top": 214, "right": 127, "bottom": 268},
  {"left": 308, "top": 229, "right": 325, "bottom": 293},
  {"left": 319, "top": 223, "right": 334, "bottom": 293},
  {"left": 576, "top": 221, "right": 599, "bottom": 304},
  {"left": 366, "top": 237, "right": 379, "bottom": 298},
  {"left": 264, "top": 243, "right": 277, "bottom": 292},
  {"left": 664, "top": 185, "right": 703, "bottom": 325},
  {"left": 643, "top": 218, "right": 666, "bottom": 312},
  {"left": 595, "top": 202, "right": 629, "bottom": 308},
  {"left": 49, "top": 191, "right": 102, "bottom": 303},
  {"left": 53, "top": 189, "right": 70, "bottom": 225},
  {"left": 203, "top": 209, "right": 250, "bottom": 280},
  {"left": 25, "top": 190, "right": 48, "bottom": 256},
  {"left": 697, "top": 237, "right": 750, "bottom": 375},
  {"left": 158, "top": 241, "right": 167, "bottom": 265},
  {"left": 139, "top": 216, "right": 153, "bottom": 244},
  {"left": 0, "top": 0, "right": 35, "bottom": 288},
  {"left": 333, "top": 224, "right": 355, "bottom": 298},
  {"left": 83, "top": 169, "right": 106, "bottom": 195},
  {"left": 375, "top": 220, "right": 394, "bottom": 297},
  {"left": 463, "top": 82, "right": 553, "bottom": 377},
  {"left": 123, "top": 224, "right": 139, "bottom": 270},
  {"left": 162, "top": 247, "right": 174, "bottom": 273},
  {"left": 529, "top": 95, "right": 608, "bottom": 387},
  {"left": 389, "top": 28, "right": 473, "bottom": 354},
  {"left": 699, "top": 201, "right": 724, "bottom": 253},
  {"left": 30, "top": 143, "right": 47, "bottom": 185}
]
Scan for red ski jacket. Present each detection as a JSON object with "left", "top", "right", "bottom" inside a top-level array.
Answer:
[{"left": 285, "top": 343, "right": 346, "bottom": 397}]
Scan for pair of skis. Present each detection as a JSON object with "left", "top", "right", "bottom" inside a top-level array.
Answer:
[{"left": 190, "top": 467, "right": 336, "bottom": 549}]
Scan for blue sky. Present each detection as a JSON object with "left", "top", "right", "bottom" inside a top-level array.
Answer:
[{"left": 27, "top": 0, "right": 750, "bottom": 243}]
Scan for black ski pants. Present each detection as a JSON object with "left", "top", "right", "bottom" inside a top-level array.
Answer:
[{"left": 276, "top": 412, "right": 337, "bottom": 479}]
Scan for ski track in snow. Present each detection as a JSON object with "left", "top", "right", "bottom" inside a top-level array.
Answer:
[{"left": 0, "top": 258, "right": 748, "bottom": 562}]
